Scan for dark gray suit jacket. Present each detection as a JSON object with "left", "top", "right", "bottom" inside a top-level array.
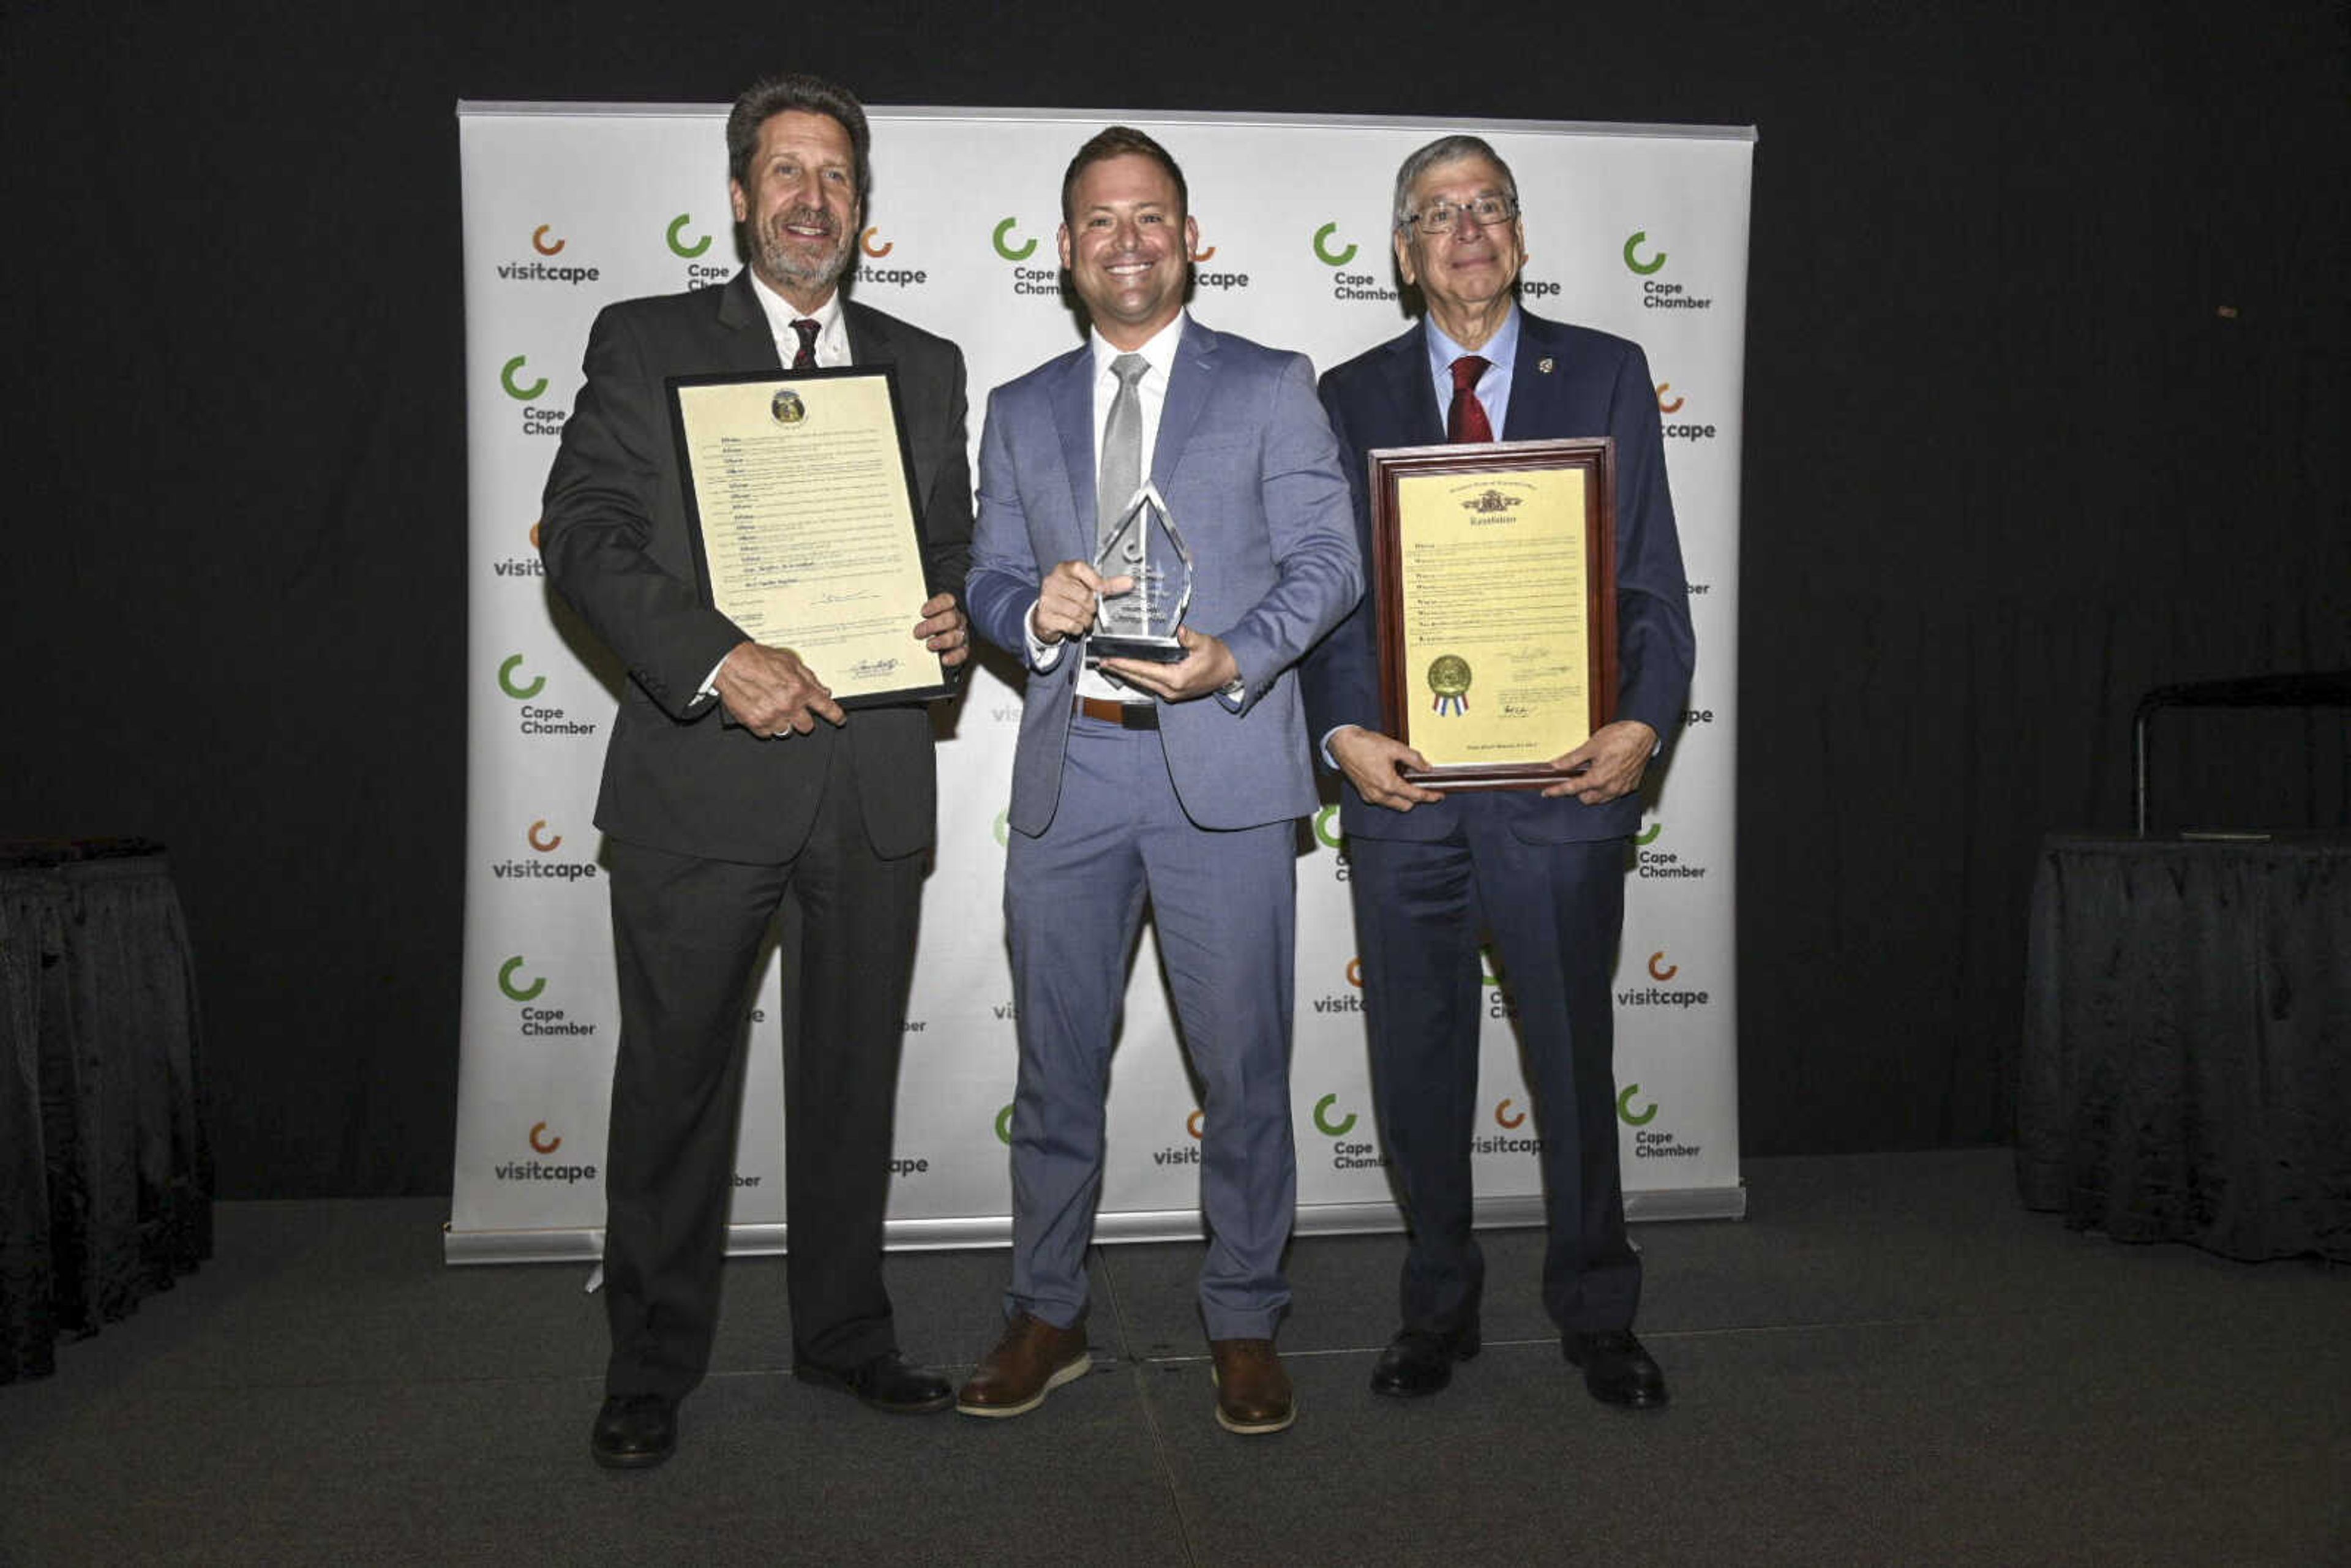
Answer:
[{"left": 541, "top": 271, "right": 972, "bottom": 864}]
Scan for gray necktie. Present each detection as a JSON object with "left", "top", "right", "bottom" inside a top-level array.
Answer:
[{"left": 1096, "top": 353, "right": 1149, "bottom": 551}]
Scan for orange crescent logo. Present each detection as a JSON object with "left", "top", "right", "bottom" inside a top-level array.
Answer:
[
  {"left": 1190, "top": 241, "right": 1217, "bottom": 262},
  {"left": 1344, "top": 957, "right": 1363, "bottom": 988},
  {"left": 1495, "top": 1098, "right": 1526, "bottom": 1130},
  {"left": 527, "top": 820, "right": 563, "bottom": 853},
  {"left": 860, "top": 227, "right": 893, "bottom": 258},
  {"left": 529, "top": 1121, "right": 561, "bottom": 1153},
  {"left": 528, "top": 519, "right": 542, "bottom": 549},
  {"left": 1656, "top": 383, "right": 1684, "bottom": 414},
  {"left": 532, "top": 225, "right": 566, "bottom": 257},
  {"left": 1186, "top": 1109, "right": 1205, "bottom": 1140},
  {"left": 1648, "top": 951, "right": 1678, "bottom": 982}
]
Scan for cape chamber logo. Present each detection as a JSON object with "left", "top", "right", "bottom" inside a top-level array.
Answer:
[
  {"left": 993, "top": 216, "right": 1060, "bottom": 299},
  {"left": 1622, "top": 230, "right": 1713, "bottom": 312},
  {"left": 500, "top": 655, "right": 598, "bottom": 739},
  {"left": 1631, "top": 820, "right": 1707, "bottom": 882},
  {"left": 1313, "top": 1092, "right": 1387, "bottom": 1171},
  {"left": 1620, "top": 1082, "right": 1704, "bottom": 1161},
  {"left": 500, "top": 354, "right": 565, "bottom": 436},
  {"left": 1313, "top": 804, "right": 1350, "bottom": 880},
  {"left": 669, "top": 212, "right": 731, "bottom": 291},
  {"left": 498, "top": 956, "right": 595, "bottom": 1039},
  {"left": 1315, "top": 222, "right": 1397, "bottom": 303}
]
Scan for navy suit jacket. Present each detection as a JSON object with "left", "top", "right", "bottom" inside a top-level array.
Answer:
[
  {"left": 967, "top": 316, "right": 1361, "bottom": 836},
  {"left": 541, "top": 272, "right": 972, "bottom": 864},
  {"left": 1300, "top": 309, "right": 1695, "bottom": 845}
]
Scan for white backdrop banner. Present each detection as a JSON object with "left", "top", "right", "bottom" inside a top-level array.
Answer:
[{"left": 450, "top": 103, "right": 1752, "bottom": 1262}]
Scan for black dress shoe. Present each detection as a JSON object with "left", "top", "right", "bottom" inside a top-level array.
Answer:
[
  {"left": 793, "top": 1349, "right": 956, "bottom": 1414},
  {"left": 590, "top": 1393, "right": 677, "bottom": 1469},
  {"left": 1368, "top": 1326, "right": 1482, "bottom": 1398},
  {"left": 1562, "top": 1329, "right": 1668, "bottom": 1408}
]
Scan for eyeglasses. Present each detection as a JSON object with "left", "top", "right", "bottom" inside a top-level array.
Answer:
[{"left": 1398, "top": 194, "right": 1520, "bottom": 237}]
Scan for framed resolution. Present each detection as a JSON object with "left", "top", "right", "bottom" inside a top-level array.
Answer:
[
  {"left": 667, "top": 365, "right": 951, "bottom": 708},
  {"left": 1371, "top": 438, "right": 1618, "bottom": 790}
]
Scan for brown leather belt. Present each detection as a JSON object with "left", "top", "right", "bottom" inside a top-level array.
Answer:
[{"left": 1074, "top": 695, "right": 1158, "bottom": 729}]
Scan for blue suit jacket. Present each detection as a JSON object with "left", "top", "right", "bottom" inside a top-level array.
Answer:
[
  {"left": 1300, "top": 309, "right": 1696, "bottom": 845},
  {"left": 967, "top": 317, "right": 1362, "bottom": 835}
]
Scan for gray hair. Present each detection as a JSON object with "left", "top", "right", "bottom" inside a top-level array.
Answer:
[
  {"left": 1391, "top": 134, "right": 1519, "bottom": 229},
  {"left": 726, "top": 73, "right": 872, "bottom": 202}
]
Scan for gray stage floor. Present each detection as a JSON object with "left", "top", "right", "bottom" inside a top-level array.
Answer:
[{"left": 4, "top": 1150, "right": 2344, "bottom": 1567}]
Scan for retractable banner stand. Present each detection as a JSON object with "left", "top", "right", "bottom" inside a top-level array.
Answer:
[{"left": 451, "top": 104, "right": 1753, "bottom": 1262}]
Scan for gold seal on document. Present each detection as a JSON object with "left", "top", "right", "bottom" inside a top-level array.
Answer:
[
  {"left": 770, "top": 388, "right": 807, "bottom": 426},
  {"left": 1427, "top": 655, "right": 1471, "bottom": 717}
]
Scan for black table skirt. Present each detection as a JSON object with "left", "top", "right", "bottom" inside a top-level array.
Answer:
[
  {"left": 1, "top": 844, "right": 212, "bottom": 1383},
  {"left": 2018, "top": 834, "right": 2351, "bottom": 1262}
]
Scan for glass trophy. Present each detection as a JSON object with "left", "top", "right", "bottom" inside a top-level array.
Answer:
[{"left": 1087, "top": 480, "right": 1194, "bottom": 664}]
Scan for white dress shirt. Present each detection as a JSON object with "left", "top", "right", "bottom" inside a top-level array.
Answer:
[{"left": 1028, "top": 313, "right": 1190, "bottom": 703}]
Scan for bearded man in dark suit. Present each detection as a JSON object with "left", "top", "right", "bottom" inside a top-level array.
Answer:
[{"left": 540, "top": 73, "right": 973, "bottom": 1468}]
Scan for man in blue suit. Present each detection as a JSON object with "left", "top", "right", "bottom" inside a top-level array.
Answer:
[
  {"left": 958, "top": 127, "right": 1361, "bottom": 1436},
  {"left": 1300, "top": 135, "right": 1696, "bottom": 1409}
]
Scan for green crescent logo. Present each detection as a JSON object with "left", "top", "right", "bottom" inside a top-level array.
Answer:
[
  {"left": 500, "top": 355, "right": 547, "bottom": 401},
  {"left": 1617, "top": 1085, "right": 1657, "bottom": 1125},
  {"left": 1633, "top": 820, "right": 1662, "bottom": 846},
  {"left": 1312, "top": 1093, "right": 1357, "bottom": 1137},
  {"left": 1623, "top": 231, "right": 1667, "bottom": 276},
  {"left": 498, "top": 655, "right": 545, "bottom": 700},
  {"left": 1313, "top": 805, "right": 1344, "bottom": 850},
  {"left": 992, "top": 810, "right": 1010, "bottom": 848},
  {"left": 995, "top": 1104, "right": 1015, "bottom": 1145},
  {"left": 1312, "top": 223, "right": 1358, "bottom": 267},
  {"left": 666, "top": 214, "right": 711, "bottom": 258},
  {"left": 1480, "top": 949, "right": 1502, "bottom": 988},
  {"left": 498, "top": 956, "right": 546, "bottom": 1002},
  {"left": 992, "top": 217, "right": 1037, "bottom": 261}
]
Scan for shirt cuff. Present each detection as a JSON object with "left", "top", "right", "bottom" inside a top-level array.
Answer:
[{"left": 1024, "top": 599, "right": 1066, "bottom": 670}]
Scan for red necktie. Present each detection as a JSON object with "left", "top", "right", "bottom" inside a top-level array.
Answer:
[
  {"left": 790, "top": 318, "right": 820, "bottom": 370},
  {"left": 1447, "top": 354, "right": 1493, "bottom": 443}
]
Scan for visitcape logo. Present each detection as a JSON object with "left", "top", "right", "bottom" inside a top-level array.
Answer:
[
  {"left": 533, "top": 225, "right": 565, "bottom": 256},
  {"left": 495, "top": 1120, "right": 596, "bottom": 1183},
  {"left": 529, "top": 1121, "right": 561, "bottom": 1153},
  {"left": 497, "top": 818, "right": 599, "bottom": 883},
  {"left": 1654, "top": 381, "right": 1717, "bottom": 443},
  {"left": 1648, "top": 951, "right": 1678, "bottom": 982},
  {"left": 1494, "top": 1098, "right": 1527, "bottom": 1130},
  {"left": 528, "top": 820, "right": 563, "bottom": 853},
  {"left": 1620, "top": 947, "right": 1709, "bottom": 1010},
  {"left": 1655, "top": 383, "right": 1685, "bottom": 414},
  {"left": 860, "top": 227, "right": 892, "bottom": 258},
  {"left": 500, "top": 356, "right": 547, "bottom": 401}
]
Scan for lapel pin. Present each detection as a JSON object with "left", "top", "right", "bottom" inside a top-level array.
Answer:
[{"left": 1537, "top": 357, "right": 1555, "bottom": 374}]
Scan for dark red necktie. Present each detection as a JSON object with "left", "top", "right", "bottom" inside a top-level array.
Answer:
[
  {"left": 790, "top": 318, "right": 820, "bottom": 370},
  {"left": 1447, "top": 354, "right": 1493, "bottom": 443}
]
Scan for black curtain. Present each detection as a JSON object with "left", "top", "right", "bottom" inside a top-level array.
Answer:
[{"left": 2, "top": 1, "right": 2342, "bottom": 1195}]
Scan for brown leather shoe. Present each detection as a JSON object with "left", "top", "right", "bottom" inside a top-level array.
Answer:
[
  {"left": 1209, "top": 1338, "right": 1295, "bottom": 1435},
  {"left": 955, "top": 1312, "right": 1091, "bottom": 1417}
]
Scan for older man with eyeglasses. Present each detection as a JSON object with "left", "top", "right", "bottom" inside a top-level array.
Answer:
[{"left": 1300, "top": 134, "right": 1695, "bottom": 1410}]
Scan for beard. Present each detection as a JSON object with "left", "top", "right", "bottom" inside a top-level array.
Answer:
[{"left": 753, "top": 205, "right": 853, "bottom": 293}]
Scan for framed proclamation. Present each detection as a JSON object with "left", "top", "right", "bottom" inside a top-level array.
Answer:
[
  {"left": 1370, "top": 438, "right": 1618, "bottom": 791},
  {"left": 667, "top": 365, "right": 952, "bottom": 708}
]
